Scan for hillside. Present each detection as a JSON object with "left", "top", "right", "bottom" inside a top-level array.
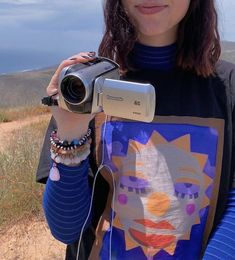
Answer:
[
  {"left": 0, "top": 68, "right": 56, "bottom": 108},
  {"left": 220, "top": 41, "right": 235, "bottom": 63},
  {"left": 0, "top": 41, "right": 235, "bottom": 109}
]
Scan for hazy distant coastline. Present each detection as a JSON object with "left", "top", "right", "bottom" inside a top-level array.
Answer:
[
  {"left": 1, "top": 41, "right": 235, "bottom": 76},
  {"left": 218, "top": 41, "right": 235, "bottom": 64},
  {"left": 0, "top": 49, "right": 62, "bottom": 75}
]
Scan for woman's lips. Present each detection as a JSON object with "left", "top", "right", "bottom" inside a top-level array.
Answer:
[{"left": 136, "top": 5, "right": 167, "bottom": 15}]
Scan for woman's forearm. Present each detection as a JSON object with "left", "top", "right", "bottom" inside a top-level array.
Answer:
[
  {"left": 43, "top": 158, "right": 92, "bottom": 244},
  {"left": 203, "top": 188, "right": 235, "bottom": 259}
]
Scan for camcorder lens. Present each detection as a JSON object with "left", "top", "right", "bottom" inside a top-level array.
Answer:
[{"left": 61, "top": 76, "right": 86, "bottom": 104}]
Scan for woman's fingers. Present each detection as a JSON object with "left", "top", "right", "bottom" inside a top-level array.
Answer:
[
  {"left": 54, "top": 52, "right": 96, "bottom": 78},
  {"left": 47, "top": 51, "right": 96, "bottom": 96},
  {"left": 68, "top": 51, "right": 96, "bottom": 61}
]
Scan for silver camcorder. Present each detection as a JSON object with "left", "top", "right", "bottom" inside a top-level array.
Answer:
[{"left": 58, "top": 57, "right": 156, "bottom": 122}]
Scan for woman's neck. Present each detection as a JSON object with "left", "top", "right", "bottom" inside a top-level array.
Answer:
[{"left": 137, "top": 25, "right": 178, "bottom": 47}]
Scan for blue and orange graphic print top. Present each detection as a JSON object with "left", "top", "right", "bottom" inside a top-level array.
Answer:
[{"left": 95, "top": 116, "right": 224, "bottom": 260}]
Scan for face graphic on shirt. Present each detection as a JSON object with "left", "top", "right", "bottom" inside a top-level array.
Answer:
[{"left": 112, "top": 131, "right": 211, "bottom": 257}]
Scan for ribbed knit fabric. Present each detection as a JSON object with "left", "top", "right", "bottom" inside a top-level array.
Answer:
[
  {"left": 203, "top": 189, "right": 235, "bottom": 259},
  {"left": 43, "top": 158, "right": 91, "bottom": 244},
  {"left": 130, "top": 42, "right": 177, "bottom": 70}
]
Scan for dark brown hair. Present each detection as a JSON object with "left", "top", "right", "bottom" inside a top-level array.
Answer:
[{"left": 98, "top": 0, "right": 221, "bottom": 77}]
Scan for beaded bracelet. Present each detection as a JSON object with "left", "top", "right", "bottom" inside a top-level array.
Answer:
[
  {"left": 50, "top": 128, "right": 92, "bottom": 166},
  {"left": 50, "top": 128, "right": 91, "bottom": 150},
  {"left": 50, "top": 139, "right": 92, "bottom": 155},
  {"left": 51, "top": 144, "right": 90, "bottom": 165}
]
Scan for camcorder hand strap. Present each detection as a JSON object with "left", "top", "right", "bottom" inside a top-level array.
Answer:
[{"left": 41, "top": 95, "right": 58, "bottom": 106}]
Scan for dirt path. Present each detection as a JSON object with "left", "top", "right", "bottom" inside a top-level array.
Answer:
[
  {"left": 0, "top": 113, "right": 51, "bottom": 152},
  {"left": 0, "top": 217, "right": 66, "bottom": 260},
  {"left": 0, "top": 114, "right": 67, "bottom": 260}
]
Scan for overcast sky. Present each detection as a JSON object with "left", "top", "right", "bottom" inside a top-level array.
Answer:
[
  {"left": 0, "top": 0, "right": 103, "bottom": 53},
  {"left": 0, "top": 0, "right": 234, "bottom": 74}
]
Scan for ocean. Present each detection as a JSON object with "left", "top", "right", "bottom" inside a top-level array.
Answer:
[
  {"left": 0, "top": 49, "right": 94, "bottom": 75},
  {"left": 0, "top": 49, "right": 57, "bottom": 74}
]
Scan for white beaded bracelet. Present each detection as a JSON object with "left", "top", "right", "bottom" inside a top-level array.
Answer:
[{"left": 50, "top": 143, "right": 91, "bottom": 166}]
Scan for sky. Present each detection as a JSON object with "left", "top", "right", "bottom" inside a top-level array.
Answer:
[
  {"left": 0, "top": 0, "right": 234, "bottom": 74},
  {"left": 217, "top": 0, "right": 235, "bottom": 40}
]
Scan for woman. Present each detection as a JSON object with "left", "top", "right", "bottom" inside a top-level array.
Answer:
[{"left": 37, "top": 0, "right": 235, "bottom": 259}]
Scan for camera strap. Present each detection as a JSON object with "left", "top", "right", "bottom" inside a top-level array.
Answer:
[{"left": 41, "top": 95, "right": 58, "bottom": 106}]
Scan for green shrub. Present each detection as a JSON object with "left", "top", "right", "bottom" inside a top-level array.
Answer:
[{"left": 0, "top": 112, "right": 11, "bottom": 122}]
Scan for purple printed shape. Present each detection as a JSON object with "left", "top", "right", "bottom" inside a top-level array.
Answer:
[
  {"left": 174, "top": 183, "right": 200, "bottom": 195},
  {"left": 118, "top": 194, "right": 128, "bottom": 205},
  {"left": 120, "top": 176, "right": 149, "bottom": 189},
  {"left": 186, "top": 204, "right": 196, "bottom": 215}
]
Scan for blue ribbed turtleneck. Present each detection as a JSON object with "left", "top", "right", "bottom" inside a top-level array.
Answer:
[{"left": 130, "top": 42, "right": 177, "bottom": 71}]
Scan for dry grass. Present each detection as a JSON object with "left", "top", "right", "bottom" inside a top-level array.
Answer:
[
  {"left": 0, "top": 105, "right": 50, "bottom": 123},
  {"left": 0, "top": 118, "right": 48, "bottom": 230},
  {"left": 0, "top": 110, "right": 66, "bottom": 259}
]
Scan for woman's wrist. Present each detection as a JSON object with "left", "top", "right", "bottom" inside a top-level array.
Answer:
[
  {"left": 56, "top": 123, "right": 90, "bottom": 142},
  {"left": 50, "top": 106, "right": 94, "bottom": 141}
]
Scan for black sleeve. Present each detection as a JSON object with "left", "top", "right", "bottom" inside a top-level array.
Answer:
[
  {"left": 231, "top": 65, "right": 235, "bottom": 188},
  {"left": 216, "top": 60, "right": 235, "bottom": 189},
  {"left": 232, "top": 111, "right": 235, "bottom": 188},
  {"left": 36, "top": 116, "right": 57, "bottom": 184},
  {"left": 87, "top": 117, "right": 110, "bottom": 228}
]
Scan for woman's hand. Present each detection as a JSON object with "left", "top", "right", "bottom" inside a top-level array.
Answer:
[{"left": 47, "top": 52, "right": 96, "bottom": 141}]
